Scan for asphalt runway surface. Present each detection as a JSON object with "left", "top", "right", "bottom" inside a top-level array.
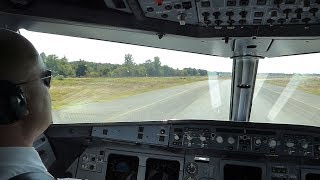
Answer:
[{"left": 52, "top": 80, "right": 320, "bottom": 127}]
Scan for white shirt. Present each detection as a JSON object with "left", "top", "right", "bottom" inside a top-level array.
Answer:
[{"left": 0, "top": 147, "right": 53, "bottom": 180}]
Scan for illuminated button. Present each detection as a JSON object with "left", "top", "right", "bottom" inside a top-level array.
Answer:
[
  {"left": 187, "top": 135, "right": 193, "bottom": 141},
  {"left": 216, "top": 136, "right": 224, "bottom": 144},
  {"left": 174, "top": 134, "right": 180, "bottom": 141},
  {"left": 227, "top": 137, "right": 235, "bottom": 145},
  {"left": 304, "top": 151, "right": 311, "bottom": 156}
]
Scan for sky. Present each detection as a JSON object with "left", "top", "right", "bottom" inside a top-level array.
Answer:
[{"left": 20, "top": 29, "right": 320, "bottom": 74}]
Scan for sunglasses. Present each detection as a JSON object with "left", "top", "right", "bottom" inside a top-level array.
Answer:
[{"left": 17, "top": 70, "right": 52, "bottom": 88}]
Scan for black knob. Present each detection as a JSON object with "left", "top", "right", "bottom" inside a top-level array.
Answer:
[
  {"left": 147, "top": 7, "right": 154, "bottom": 12},
  {"left": 228, "top": 19, "right": 235, "bottom": 26},
  {"left": 239, "top": 19, "right": 246, "bottom": 25},
  {"left": 239, "top": 11, "right": 247, "bottom": 18},
  {"left": 310, "top": 8, "right": 319, "bottom": 16},
  {"left": 226, "top": 11, "right": 234, "bottom": 17},
  {"left": 213, "top": 12, "right": 220, "bottom": 19},
  {"left": 295, "top": 8, "right": 303, "bottom": 19},
  {"left": 226, "top": 12, "right": 234, "bottom": 21},
  {"left": 165, "top": 5, "right": 172, "bottom": 10},
  {"left": 202, "top": 13, "right": 211, "bottom": 25},
  {"left": 302, "top": 17, "right": 311, "bottom": 24},
  {"left": 267, "top": 19, "right": 275, "bottom": 25},
  {"left": 202, "top": 12, "right": 210, "bottom": 17},
  {"left": 174, "top": 4, "right": 181, "bottom": 9},
  {"left": 204, "top": 17, "right": 211, "bottom": 25},
  {"left": 283, "top": 9, "right": 292, "bottom": 19},
  {"left": 215, "top": 20, "right": 222, "bottom": 26},
  {"left": 278, "top": 18, "right": 286, "bottom": 25}
]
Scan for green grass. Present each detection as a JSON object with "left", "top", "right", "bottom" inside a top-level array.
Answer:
[
  {"left": 50, "top": 77, "right": 208, "bottom": 110},
  {"left": 265, "top": 76, "right": 320, "bottom": 96}
]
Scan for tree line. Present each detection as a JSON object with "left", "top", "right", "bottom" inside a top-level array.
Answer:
[{"left": 40, "top": 53, "right": 208, "bottom": 78}]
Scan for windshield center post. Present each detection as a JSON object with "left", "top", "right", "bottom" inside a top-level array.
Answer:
[{"left": 230, "top": 56, "right": 260, "bottom": 122}]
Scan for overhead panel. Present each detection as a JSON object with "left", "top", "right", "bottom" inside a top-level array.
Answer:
[
  {"left": 137, "top": 0, "right": 198, "bottom": 25},
  {"left": 126, "top": 0, "right": 320, "bottom": 26}
]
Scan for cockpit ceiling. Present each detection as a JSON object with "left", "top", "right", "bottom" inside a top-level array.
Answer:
[{"left": 0, "top": 0, "right": 320, "bottom": 57}]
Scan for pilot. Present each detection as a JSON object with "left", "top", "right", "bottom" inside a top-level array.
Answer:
[{"left": 0, "top": 29, "right": 54, "bottom": 179}]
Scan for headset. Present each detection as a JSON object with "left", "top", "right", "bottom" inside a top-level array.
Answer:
[{"left": 0, "top": 80, "right": 27, "bottom": 125}]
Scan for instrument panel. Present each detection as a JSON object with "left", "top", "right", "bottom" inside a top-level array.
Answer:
[
  {"left": 44, "top": 121, "right": 320, "bottom": 180},
  {"left": 169, "top": 125, "right": 319, "bottom": 157}
]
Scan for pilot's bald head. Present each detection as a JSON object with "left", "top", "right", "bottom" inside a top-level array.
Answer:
[
  {"left": 0, "top": 29, "right": 45, "bottom": 82},
  {"left": 0, "top": 29, "right": 52, "bottom": 147}
]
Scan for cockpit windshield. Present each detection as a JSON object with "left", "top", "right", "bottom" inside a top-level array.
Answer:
[
  {"left": 21, "top": 29, "right": 319, "bottom": 126},
  {"left": 251, "top": 55, "right": 320, "bottom": 126}
]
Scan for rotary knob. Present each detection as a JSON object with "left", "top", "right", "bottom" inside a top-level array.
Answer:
[
  {"left": 186, "top": 162, "right": 198, "bottom": 175},
  {"left": 174, "top": 134, "right": 180, "bottom": 141},
  {"left": 227, "top": 137, "right": 235, "bottom": 145},
  {"left": 82, "top": 156, "right": 88, "bottom": 161},
  {"left": 269, "top": 139, "right": 277, "bottom": 148},
  {"left": 216, "top": 136, "right": 224, "bottom": 144},
  {"left": 200, "top": 135, "right": 206, "bottom": 142},
  {"left": 255, "top": 139, "right": 262, "bottom": 146}
]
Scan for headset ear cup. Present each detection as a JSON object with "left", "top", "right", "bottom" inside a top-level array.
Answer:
[
  {"left": 8, "top": 88, "right": 27, "bottom": 123},
  {"left": 14, "top": 88, "right": 27, "bottom": 120},
  {"left": 0, "top": 81, "right": 28, "bottom": 125}
]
